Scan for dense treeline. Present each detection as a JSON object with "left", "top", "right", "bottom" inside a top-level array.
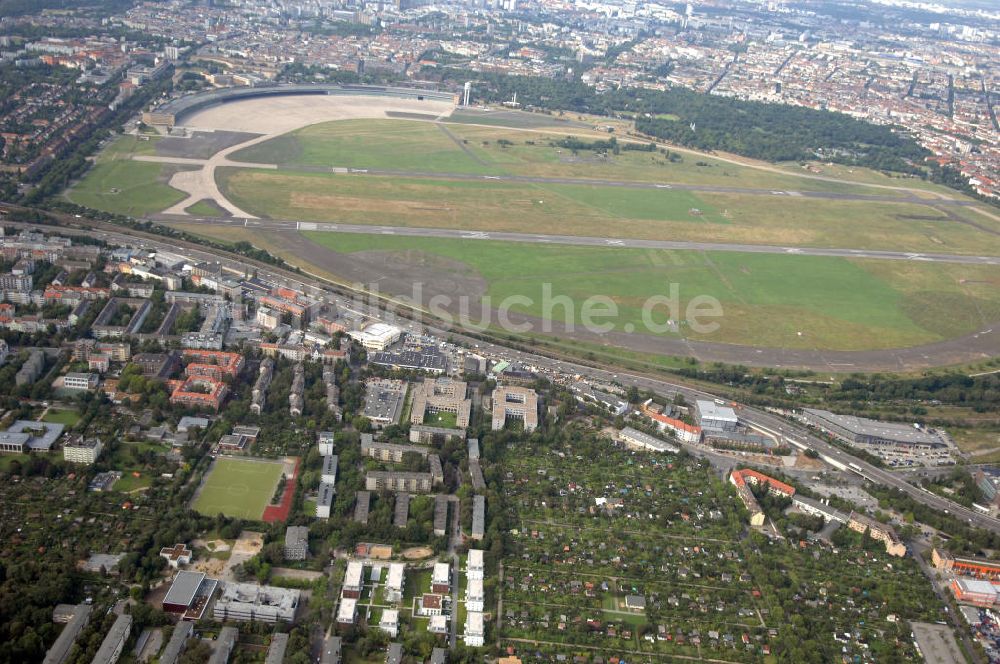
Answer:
[
  {"left": 551, "top": 136, "right": 656, "bottom": 153},
  {"left": 829, "top": 373, "right": 1000, "bottom": 413},
  {"left": 440, "top": 69, "right": 929, "bottom": 172},
  {"left": 867, "top": 484, "right": 1000, "bottom": 555}
]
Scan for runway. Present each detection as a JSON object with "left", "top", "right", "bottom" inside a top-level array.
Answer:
[
  {"left": 318, "top": 167, "right": 978, "bottom": 206},
  {"left": 154, "top": 214, "right": 1000, "bottom": 266}
]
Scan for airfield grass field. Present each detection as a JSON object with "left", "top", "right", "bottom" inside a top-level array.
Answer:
[
  {"left": 218, "top": 167, "right": 1000, "bottom": 256},
  {"left": 68, "top": 135, "right": 190, "bottom": 216},
  {"left": 230, "top": 117, "right": 930, "bottom": 196},
  {"left": 192, "top": 457, "right": 284, "bottom": 520},
  {"left": 230, "top": 119, "right": 499, "bottom": 174},
  {"left": 71, "top": 109, "right": 1000, "bottom": 356},
  {"left": 300, "top": 231, "right": 1000, "bottom": 351}
]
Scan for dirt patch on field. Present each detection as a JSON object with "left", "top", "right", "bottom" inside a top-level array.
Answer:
[
  {"left": 233, "top": 531, "right": 264, "bottom": 555},
  {"left": 290, "top": 192, "right": 433, "bottom": 216},
  {"left": 274, "top": 232, "right": 488, "bottom": 306},
  {"left": 793, "top": 454, "right": 826, "bottom": 471},
  {"left": 402, "top": 546, "right": 434, "bottom": 560},
  {"left": 271, "top": 567, "right": 324, "bottom": 581},
  {"left": 192, "top": 558, "right": 226, "bottom": 577},
  {"left": 193, "top": 538, "right": 231, "bottom": 553}
]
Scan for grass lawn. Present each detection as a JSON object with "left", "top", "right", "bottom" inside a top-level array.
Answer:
[
  {"left": 404, "top": 569, "right": 432, "bottom": 602},
  {"left": 185, "top": 199, "right": 226, "bottom": 217},
  {"left": 192, "top": 457, "right": 285, "bottom": 520},
  {"left": 302, "top": 231, "right": 1000, "bottom": 351},
  {"left": 123, "top": 441, "right": 169, "bottom": 455},
  {"left": 113, "top": 472, "right": 153, "bottom": 492},
  {"left": 229, "top": 119, "right": 499, "bottom": 175},
  {"left": 68, "top": 135, "right": 191, "bottom": 216},
  {"left": 949, "top": 428, "right": 1000, "bottom": 454},
  {"left": 0, "top": 453, "right": 30, "bottom": 472},
  {"left": 424, "top": 411, "right": 459, "bottom": 428},
  {"left": 42, "top": 409, "right": 80, "bottom": 426}
]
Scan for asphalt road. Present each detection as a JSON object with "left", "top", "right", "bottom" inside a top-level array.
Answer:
[
  {"left": 39, "top": 218, "right": 1000, "bottom": 536},
  {"left": 154, "top": 215, "right": 1000, "bottom": 266}
]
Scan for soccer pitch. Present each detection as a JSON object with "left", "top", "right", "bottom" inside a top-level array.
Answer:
[{"left": 192, "top": 458, "right": 284, "bottom": 520}]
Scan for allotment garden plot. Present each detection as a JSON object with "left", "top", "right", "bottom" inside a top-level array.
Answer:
[{"left": 496, "top": 429, "right": 946, "bottom": 661}]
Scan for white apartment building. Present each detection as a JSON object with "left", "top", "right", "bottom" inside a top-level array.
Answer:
[{"left": 63, "top": 438, "right": 103, "bottom": 464}]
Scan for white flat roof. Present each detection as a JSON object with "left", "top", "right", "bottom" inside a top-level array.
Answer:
[
  {"left": 344, "top": 561, "right": 364, "bottom": 588},
  {"left": 957, "top": 578, "right": 997, "bottom": 594},
  {"left": 337, "top": 597, "right": 357, "bottom": 622},
  {"left": 387, "top": 563, "right": 405, "bottom": 589},
  {"left": 466, "top": 610, "right": 484, "bottom": 633},
  {"left": 697, "top": 400, "right": 738, "bottom": 422},
  {"left": 361, "top": 323, "right": 401, "bottom": 339},
  {"left": 468, "top": 549, "right": 484, "bottom": 568},
  {"left": 432, "top": 562, "right": 450, "bottom": 584}
]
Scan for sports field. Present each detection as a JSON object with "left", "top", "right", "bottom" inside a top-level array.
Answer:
[
  {"left": 300, "top": 231, "right": 1000, "bottom": 351},
  {"left": 192, "top": 457, "right": 285, "bottom": 520}
]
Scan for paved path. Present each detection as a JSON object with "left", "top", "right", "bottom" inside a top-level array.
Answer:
[
  {"left": 159, "top": 132, "right": 280, "bottom": 217},
  {"left": 155, "top": 215, "right": 1000, "bottom": 266}
]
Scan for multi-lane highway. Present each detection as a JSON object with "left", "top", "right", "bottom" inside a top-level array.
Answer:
[
  {"left": 153, "top": 215, "right": 1000, "bottom": 266},
  {"left": 18, "top": 215, "right": 1000, "bottom": 535}
]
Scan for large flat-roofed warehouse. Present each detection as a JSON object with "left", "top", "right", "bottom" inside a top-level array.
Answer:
[
  {"left": 363, "top": 379, "right": 407, "bottom": 428},
  {"left": 802, "top": 408, "right": 945, "bottom": 448},
  {"left": 349, "top": 322, "right": 402, "bottom": 351},
  {"left": 696, "top": 400, "right": 739, "bottom": 433},
  {"left": 214, "top": 582, "right": 300, "bottom": 623},
  {"left": 370, "top": 348, "right": 447, "bottom": 374},
  {"left": 162, "top": 570, "right": 219, "bottom": 620},
  {"left": 491, "top": 386, "right": 538, "bottom": 432},
  {"left": 951, "top": 578, "right": 998, "bottom": 607}
]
